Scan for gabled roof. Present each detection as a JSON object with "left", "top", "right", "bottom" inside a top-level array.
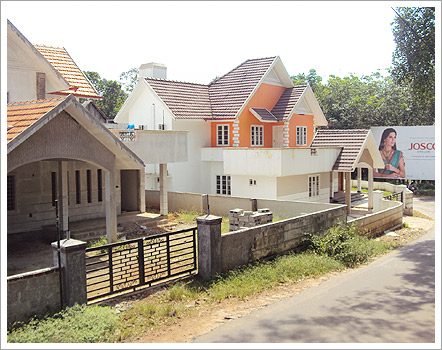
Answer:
[
  {"left": 310, "top": 129, "right": 383, "bottom": 171},
  {"left": 208, "top": 56, "right": 277, "bottom": 119},
  {"left": 124, "top": 56, "right": 326, "bottom": 125},
  {"left": 145, "top": 78, "right": 212, "bottom": 119},
  {"left": 33, "top": 45, "right": 102, "bottom": 99},
  {"left": 271, "top": 85, "right": 308, "bottom": 120},
  {"left": 7, "top": 97, "right": 66, "bottom": 142},
  {"left": 7, "top": 95, "right": 144, "bottom": 169}
]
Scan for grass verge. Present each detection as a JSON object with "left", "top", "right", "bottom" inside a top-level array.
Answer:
[{"left": 7, "top": 222, "right": 403, "bottom": 343}]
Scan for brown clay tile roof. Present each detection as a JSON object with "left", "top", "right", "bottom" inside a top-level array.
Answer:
[
  {"left": 310, "top": 129, "right": 370, "bottom": 171},
  {"left": 7, "top": 97, "right": 66, "bottom": 142},
  {"left": 33, "top": 45, "right": 101, "bottom": 99},
  {"left": 208, "top": 57, "right": 276, "bottom": 119},
  {"left": 271, "top": 85, "right": 307, "bottom": 119},
  {"left": 146, "top": 78, "right": 212, "bottom": 119},
  {"left": 250, "top": 108, "right": 281, "bottom": 122},
  {"left": 145, "top": 57, "right": 277, "bottom": 120}
]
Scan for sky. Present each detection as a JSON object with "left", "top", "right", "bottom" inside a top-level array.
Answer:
[{"left": 2, "top": 1, "right": 409, "bottom": 85}]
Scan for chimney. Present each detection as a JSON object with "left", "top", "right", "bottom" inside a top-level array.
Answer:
[{"left": 139, "top": 62, "right": 167, "bottom": 80}]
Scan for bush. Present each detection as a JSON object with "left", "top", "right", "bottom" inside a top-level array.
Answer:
[
  {"left": 7, "top": 304, "right": 119, "bottom": 343},
  {"left": 300, "top": 223, "right": 378, "bottom": 267}
]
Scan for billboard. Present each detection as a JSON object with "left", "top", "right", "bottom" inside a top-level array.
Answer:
[{"left": 371, "top": 126, "right": 435, "bottom": 180}]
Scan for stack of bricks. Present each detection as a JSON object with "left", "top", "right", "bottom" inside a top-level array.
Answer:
[{"left": 229, "top": 208, "right": 273, "bottom": 232}]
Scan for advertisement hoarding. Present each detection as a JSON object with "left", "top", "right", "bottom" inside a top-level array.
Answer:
[{"left": 371, "top": 126, "right": 435, "bottom": 180}]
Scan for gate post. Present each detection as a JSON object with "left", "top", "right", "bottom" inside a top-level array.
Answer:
[
  {"left": 196, "top": 215, "right": 222, "bottom": 281},
  {"left": 52, "top": 238, "right": 87, "bottom": 307}
]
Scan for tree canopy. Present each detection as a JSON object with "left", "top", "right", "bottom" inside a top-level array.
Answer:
[
  {"left": 390, "top": 7, "right": 435, "bottom": 124},
  {"left": 83, "top": 71, "right": 128, "bottom": 119}
]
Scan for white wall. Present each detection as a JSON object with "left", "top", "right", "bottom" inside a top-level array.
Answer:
[{"left": 231, "top": 175, "right": 277, "bottom": 199}]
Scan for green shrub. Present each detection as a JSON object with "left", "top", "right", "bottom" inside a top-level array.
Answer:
[
  {"left": 299, "top": 222, "right": 384, "bottom": 267},
  {"left": 7, "top": 304, "right": 119, "bottom": 343}
]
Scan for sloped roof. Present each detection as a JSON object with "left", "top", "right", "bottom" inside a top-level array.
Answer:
[
  {"left": 271, "top": 85, "right": 307, "bottom": 120},
  {"left": 310, "top": 129, "right": 370, "bottom": 172},
  {"left": 144, "top": 57, "right": 277, "bottom": 121},
  {"left": 250, "top": 108, "right": 281, "bottom": 122},
  {"left": 7, "top": 95, "right": 144, "bottom": 169},
  {"left": 208, "top": 56, "right": 276, "bottom": 119},
  {"left": 7, "top": 97, "right": 66, "bottom": 142},
  {"left": 33, "top": 45, "right": 101, "bottom": 99},
  {"left": 146, "top": 78, "right": 212, "bottom": 119}
]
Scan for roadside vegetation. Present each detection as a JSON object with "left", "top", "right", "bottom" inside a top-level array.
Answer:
[{"left": 8, "top": 221, "right": 402, "bottom": 343}]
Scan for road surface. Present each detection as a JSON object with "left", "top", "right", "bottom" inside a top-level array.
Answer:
[{"left": 194, "top": 198, "right": 436, "bottom": 343}]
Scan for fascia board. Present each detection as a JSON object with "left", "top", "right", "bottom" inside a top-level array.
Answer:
[
  {"left": 233, "top": 57, "right": 278, "bottom": 121},
  {"left": 65, "top": 99, "right": 144, "bottom": 169},
  {"left": 114, "top": 79, "right": 145, "bottom": 123},
  {"left": 7, "top": 21, "right": 70, "bottom": 92},
  {"left": 289, "top": 85, "right": 327, "bottom": 126}
]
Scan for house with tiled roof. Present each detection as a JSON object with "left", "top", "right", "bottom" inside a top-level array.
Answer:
[
  {"left": 114, "top": 58, "right": 382, "bottom": 211},
  {"left": 6, "top": 21, "right": 189, "bottom": 242},
  {"left": 7, "top": 20, "right": 100, "bottom": 104}
]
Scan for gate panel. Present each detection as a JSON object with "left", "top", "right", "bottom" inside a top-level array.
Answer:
[{"left": 86, "top": 227, "right": 197, "bottom": 302}]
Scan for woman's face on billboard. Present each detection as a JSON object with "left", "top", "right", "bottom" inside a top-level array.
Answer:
[{"left": 384, "top": 132, "right": 396, "bottom": 148}]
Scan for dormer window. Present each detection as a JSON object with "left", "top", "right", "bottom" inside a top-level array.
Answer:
[{"left": 217, "top": 124, "right": 229, "bottom": 146}]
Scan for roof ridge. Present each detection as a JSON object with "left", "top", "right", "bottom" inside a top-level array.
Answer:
[
  {"left": 209, "top": 56, "right": 277, "bottom": 86},
  {"left": 7, "top": 96, "right": 66, "bottom": 107},
  {"left": 145, "top": 77, "right": 209, "bottom": 87}
]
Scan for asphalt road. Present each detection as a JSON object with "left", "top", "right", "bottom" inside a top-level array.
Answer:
[{"left": 194, "top": 198, "right": 436, "bottom": 344}]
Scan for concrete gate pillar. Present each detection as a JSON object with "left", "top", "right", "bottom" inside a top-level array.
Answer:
[
  {"left": 196, "top": 215, "right": 222, "bottom": 281},
  {"left": 105, "top": 161, "right": 118, "bottom": 243},
  {"left": 159, "top": 163, "right": 168, "bottom": 216}
]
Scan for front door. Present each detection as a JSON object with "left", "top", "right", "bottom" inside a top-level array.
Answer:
[{"left": 272, "top": 126, "right": 284, "bottom": 148}]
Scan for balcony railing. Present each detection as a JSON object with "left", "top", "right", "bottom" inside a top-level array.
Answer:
[{"left": 119, "top": 131, "right": 136, "bottom": 142}]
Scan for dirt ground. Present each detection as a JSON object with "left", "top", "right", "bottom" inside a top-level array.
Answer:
[{"left": 109, "top": 213, "right": 435, "bottom": 344}]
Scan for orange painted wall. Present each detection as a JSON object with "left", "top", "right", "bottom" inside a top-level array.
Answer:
[
  {"left": 210, "top": 83, "right": 315, "bottom": 148},
  {"left": 288, "top": 114, "right": 315, "bottom": 147},
  {"left": 238, "top": 83, "right": 285, "bottom": 147}
]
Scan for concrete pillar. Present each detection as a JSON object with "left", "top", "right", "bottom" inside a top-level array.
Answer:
[
  {"left": 357, "top": 167, "right": 362, "bottom": 193},
  {"left": 345, "top": 172, "right": 351, "bottom": 214},
  {"left": 139, "top": 169, "right": 146, "bottom": 213},
  {"left": 373, "top": 190, "right": 384, "bottom": 212},
  {"left": 52, "top": 238, "right": 87, "bottom": 307},
  {"left": 159, "top": 163, "right": 168, "bottom": 216},
  {"left": 397, "top": 184, "right": 412, "bottom": 214},
  {"left": 329, "top": 172, "right": 333, "bottom": 201},
  {"left": 58, "top": 161, "right": 69, "bottom": 232},
  {"left": 196, "top": 215, "right": 222, "bottom": 281},
  {"left": 368, "top": 167, "right": 374, "bottom": 211},
  {"left": 105, "top": 164, "right": 118, "bottom": 243}
]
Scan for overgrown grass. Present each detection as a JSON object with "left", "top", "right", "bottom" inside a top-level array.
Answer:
[
  {"left": 7, "top": 304, "right": 119, "bottom": 343},
  {"left": 9, "top": 222, "right": 401, "bottom": 343}
]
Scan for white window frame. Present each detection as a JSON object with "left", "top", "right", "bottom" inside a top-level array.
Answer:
[
  {"left": 296, "top": 126, "right": 307, "bottom": 146},
  {"left": 216, "top": 175, "right": 231, "bottom": 195},
  {"left": 217, "top": 124, "right": 230, "bottom": 146},
  {"left": 251, "top": 125, "right": 264, "bottom": 147},
  {"left": 308, "top": 174, "right": 320, "bottom": 197}
]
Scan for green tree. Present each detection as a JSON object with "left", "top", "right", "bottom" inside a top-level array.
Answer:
[
  {"left": 84, "top": 71, "right": 128, "bottom": 119},
  {"left": 390, "top": 7, "right": 435, "bottom": 124},
  {"left": 119, "top": 67, "right": 139, "bottom": 93}
]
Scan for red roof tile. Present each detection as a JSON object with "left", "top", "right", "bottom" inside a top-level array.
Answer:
[
  {"left": 145, "top": 57, "right": 277, "bottom": 120},
  {"left": 33, "top": 45, "right": 101, "bottom": 99},
  {"left": 310, "top": 129, "right": 370, "bottom": 171},
  {"left": 7, "top": 97, "right": 66, "bottom": 142},
  {"left": 271, "top": 85, "right": 307, "bottom": 119}
]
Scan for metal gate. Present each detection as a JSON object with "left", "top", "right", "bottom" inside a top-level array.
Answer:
[{"left": 85, "top": 227, "right": 197, "bottom": 302}]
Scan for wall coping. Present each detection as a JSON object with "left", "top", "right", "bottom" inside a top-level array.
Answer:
[{"left": 7, "top": 266, "right": 58, "bottom": 281}]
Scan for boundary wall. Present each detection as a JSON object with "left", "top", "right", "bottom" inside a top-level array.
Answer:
[
  {"left": 7, "top": 267, "right": 61, "bottom": 327},
  {"left": 146, "top": 190, "right": 343, "bottom": 218}
]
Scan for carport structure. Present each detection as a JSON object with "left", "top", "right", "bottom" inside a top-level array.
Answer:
[
  {"left": 311, "top": 129, "right": 384, "bottom": 213},
  {"left": 7, "top": 95, "right": 145, "bottom": 243}
]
